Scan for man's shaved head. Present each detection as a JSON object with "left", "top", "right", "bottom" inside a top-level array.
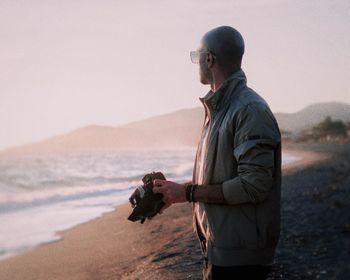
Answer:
[{"left": 201, "top": 26, "right": 245, "bottom": 73}]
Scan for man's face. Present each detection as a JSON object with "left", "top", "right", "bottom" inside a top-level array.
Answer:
[{"left": 197, "top": 45, "right": 213, "bottom": 85}]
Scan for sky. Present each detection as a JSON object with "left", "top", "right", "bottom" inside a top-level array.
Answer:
[{"left": 1, "top": 0, "right": 349, "bottom": 150}]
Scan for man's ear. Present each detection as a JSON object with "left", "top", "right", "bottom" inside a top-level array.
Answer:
[{"left": 207, "top": 53, "right": 215, "bottom": 69}]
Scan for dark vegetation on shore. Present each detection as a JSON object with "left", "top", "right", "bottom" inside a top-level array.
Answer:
[{"left": 289, "top": 116, "right": 350, "bottom": 143}]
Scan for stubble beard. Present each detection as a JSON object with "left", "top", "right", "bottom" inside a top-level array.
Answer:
[{"left": 199, "top": 63, "right": 213, "bottom": 85}]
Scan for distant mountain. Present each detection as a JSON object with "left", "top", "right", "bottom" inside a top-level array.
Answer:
[
  {"left": 275, "top": 102, "right": 350, "bottom": 133},
  {"left": 1, "top": 102, "right": 349, "bottom": 156},
  {"left": 0, "top": 108, "right": 204, "bottom": 156}
]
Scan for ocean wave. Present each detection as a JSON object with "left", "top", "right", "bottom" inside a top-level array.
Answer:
[{"left": 0, "top": 182, "right": 136, "bottom": 213}]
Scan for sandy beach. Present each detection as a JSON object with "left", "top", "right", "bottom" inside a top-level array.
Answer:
[{"left": 0, "top": 142, "right": 349, "bottom": 280}]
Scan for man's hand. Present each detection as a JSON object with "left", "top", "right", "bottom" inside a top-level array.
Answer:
[{"left": 152, "top": 179, "right": 187, "bottom": 214}]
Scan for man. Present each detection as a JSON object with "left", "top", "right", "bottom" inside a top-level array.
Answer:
[{"left": 152, "top": 26, "right": 281, "bottom": 280}]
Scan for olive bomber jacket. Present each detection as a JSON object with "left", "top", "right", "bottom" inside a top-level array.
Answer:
[{"left": 192, "top": 69, "right": 282, "bottom": 266}]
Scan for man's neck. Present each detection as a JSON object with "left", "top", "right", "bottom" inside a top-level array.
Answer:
[
  {"left": 211, "top": 68, "right": 241, "bottom": 92},
  {"left": 210, "top": 75, "right": 225, "bottom": 93}
]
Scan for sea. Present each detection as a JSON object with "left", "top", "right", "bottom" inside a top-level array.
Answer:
[{"left": 0, "top": 149, "right": 301, "bottom": 260}]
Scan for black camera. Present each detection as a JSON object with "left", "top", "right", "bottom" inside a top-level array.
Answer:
[{"left": 127, "top": 171, "right": 166, "bottom": 224}]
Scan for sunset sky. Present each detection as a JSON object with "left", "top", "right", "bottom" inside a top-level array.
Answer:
[{"left": 1, "top": 0, "right": 349, "bottom": 150}]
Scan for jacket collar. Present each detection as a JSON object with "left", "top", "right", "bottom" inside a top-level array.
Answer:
[{"left": 199, "top": 69, "right": 247, "bottom": 113}]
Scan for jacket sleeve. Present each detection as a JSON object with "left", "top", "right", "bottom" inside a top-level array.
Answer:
[{"left": 222, "top": 103, "right": 281, "bottom": 205}]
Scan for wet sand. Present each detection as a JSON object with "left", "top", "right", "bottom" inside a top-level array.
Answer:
[{"left": 0, "top": 143, "right": 348, "bottom": 280}]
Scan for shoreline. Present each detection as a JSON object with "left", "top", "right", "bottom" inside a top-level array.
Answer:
[
  {"left": 0, "top": 149, "right": 310, "bottom": 262},
  {"left": 0, "top": 143, "right": 344, "bottom": 280},
  {"left": 281, "top": 148, "right": 330, "bottom": 175}
]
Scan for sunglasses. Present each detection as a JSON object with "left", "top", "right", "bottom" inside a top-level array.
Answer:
[{"left": 190, "top": 51, "right": 216, "bottom": 64}]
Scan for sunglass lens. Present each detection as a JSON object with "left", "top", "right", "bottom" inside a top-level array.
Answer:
[{"left": 190, "top": 51, "right": 199, "bottom": 63}]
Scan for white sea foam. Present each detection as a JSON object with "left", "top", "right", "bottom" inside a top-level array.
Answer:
[
  {"left": 282, "top": 153, "right": 303, "bottom": 166},
  {"left": 0, "top": 191, "right": 130, "bottom": 260},
  {"left": 0, "top": 182, "right": 133, "bottom": 205},
  {"left": 173, "top": 162, "right": 195, "bottom": 177}
]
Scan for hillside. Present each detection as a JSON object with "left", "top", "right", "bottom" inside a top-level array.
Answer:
[
  {"left": 1, "top": 102, "right": 349, "bottom": 156},
  {"left": 275, "top": 102, "right": 350, "bottom": 133},
  {"left": 0, "top": 108, "right": 204, "bottom": 156}
]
